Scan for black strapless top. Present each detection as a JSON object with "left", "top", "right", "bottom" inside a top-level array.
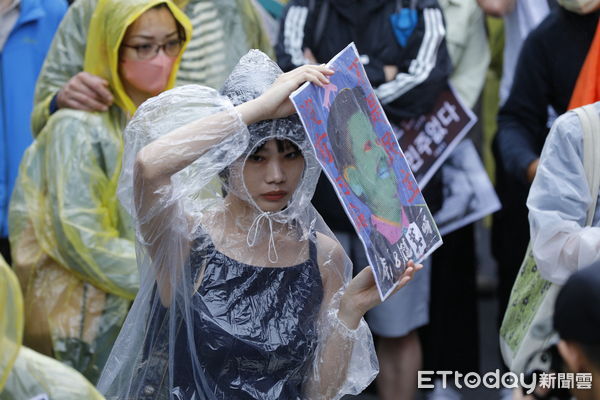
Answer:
[{"left": 135, "top": 232, "right": 324, "bottom": 400}]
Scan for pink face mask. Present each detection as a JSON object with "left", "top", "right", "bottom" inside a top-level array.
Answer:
[{"left": 120, "top": 52, "right": 176, "bottom": 97}]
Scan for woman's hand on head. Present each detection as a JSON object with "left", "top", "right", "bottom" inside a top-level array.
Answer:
[
  {"left": 236, "top": 64, "right": 334, "bottom": 125},
  {"left": 338, "top": 260, "right": 422, "bottom": 329}
]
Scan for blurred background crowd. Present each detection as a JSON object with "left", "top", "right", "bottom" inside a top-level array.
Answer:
[{"left": 1, "top": 0, "right": 599, "bottom": 399}]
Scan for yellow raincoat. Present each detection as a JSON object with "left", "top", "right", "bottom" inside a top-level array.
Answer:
[
  {"left": 31, "top": 0, "right": 273, "bottom": 135},
  {"left": 9, "top": 0, "right": 191, "bottom": 384},
  {"left": 0, "top": 255, "right": 104, "bottom": 399}
]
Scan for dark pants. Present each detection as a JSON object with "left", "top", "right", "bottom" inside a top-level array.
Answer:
[
  {"left": 421, "top": 224, "right": 479, "bottom": 374},
  {"left": 491, "top": 154, "right": 532, "bottom": 371}
]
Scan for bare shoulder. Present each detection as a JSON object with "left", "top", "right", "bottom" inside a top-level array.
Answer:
[
  {"left": 315, "top": 232, "right": 348, "bottom": 292},
  {"left": 316, "top": 232, "right": 345, "bottom": 264}
]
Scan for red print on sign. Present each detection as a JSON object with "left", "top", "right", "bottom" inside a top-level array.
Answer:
[
  {"left": 349, "top": 202, "right": 368, "bottom": 228},
  {"left": 300, "top": 98, "right": 322, "bottom": 126},
  {"left": 315, "top": 132, "right": 333, "bottom": 164},
  {"left": 347, "top": 57, "right": 365, "bottom": 85},
  {"left": 400, "top": 169, "right": 420, "bottom": 203},
  {"left": 377, "top": 130, "right": 401, "bottom": 162},
  {"left": 365, "top": 93, "right": 383, "bottom": 123}
]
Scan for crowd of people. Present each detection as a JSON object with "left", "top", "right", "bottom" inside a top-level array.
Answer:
[{"left": 0, "top": 0, "right": 599, "bottom": 399}]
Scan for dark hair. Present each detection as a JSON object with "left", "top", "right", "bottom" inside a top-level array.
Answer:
[
  {"left": 151, "top": 3, "right": 168, "bottom": 10},
  {"left": 151, "top": 2, "right": 187, "bottom": 41},
  {"left": 119, "top": 2, "right": 187, "bottom": 60},
  {"left": 250, "top": 138, "right": 300, "bottom": 155},
  {"left": 581, "top": 343, "right": 600, "bottom": 369},
  {"left": 327, "top": 86, "right": 374, "bottom": 174},
  {"left": 218, "top": 138, "right": 302, "bottom": 193}
]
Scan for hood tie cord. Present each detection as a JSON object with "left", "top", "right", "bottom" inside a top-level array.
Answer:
[{"left": 247, "top": 211, "right": 279, "bottom": 264}]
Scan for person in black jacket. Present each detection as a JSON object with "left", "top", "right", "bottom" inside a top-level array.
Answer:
[
  {"left": 493, "top": 3, "right": 600, "bottom": 340},
  {"left": 276, "top": 0, "right": 451, "bottom": 121},
  {"left": 276, "top": 1, "right": 451, "bottom": 398}
]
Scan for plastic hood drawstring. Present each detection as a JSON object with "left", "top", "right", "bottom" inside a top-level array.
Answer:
[{"left": 246, "top": 211, "right": 279, "bottom": 263}]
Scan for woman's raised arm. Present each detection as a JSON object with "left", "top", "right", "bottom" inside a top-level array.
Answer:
[
  {"left": 129, "top": 65, "right": 333, "bottom": 303},
  {"left": 134, "top": 64, "right": 333, "bottom": 192},
  {"left": 306, "top": 233, "right": 421, "bottom": 399}
]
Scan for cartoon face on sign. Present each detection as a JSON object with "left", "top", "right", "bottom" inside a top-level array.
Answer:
[
  {"left": 290, "top": 43, "right": 443, "bottom": 300},
  {"left": 327, "top": 87, "right": 409, "bottom": 240}
]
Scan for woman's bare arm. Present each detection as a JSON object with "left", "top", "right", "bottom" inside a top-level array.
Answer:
[
  {"left": 306, "top": 234, "right": 420, "bottom": 398},
  {"left": 134, "top": 64, "right": 333, "bottom": 195}
]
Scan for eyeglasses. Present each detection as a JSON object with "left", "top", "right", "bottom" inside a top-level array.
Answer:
[{"left": 122, "top": 38, "right": 183, "bottom": 60}]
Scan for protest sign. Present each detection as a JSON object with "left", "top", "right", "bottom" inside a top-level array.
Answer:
[
  {"left": 433, "top": 139, "right": 501, "bottom": 236},
  {"left": 395, "top": 85, "right": 477, "bottom": 188},
  {"left": 291, "top": 43, "right": 442, "bottom": 300}
]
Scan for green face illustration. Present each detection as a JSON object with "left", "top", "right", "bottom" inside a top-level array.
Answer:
[{"left": 344, "top": 109, "right": 402, "bottom": 222}]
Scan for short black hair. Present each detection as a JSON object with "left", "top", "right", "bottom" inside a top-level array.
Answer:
[
  {"left": 581, "top": 343, "right": 600, "bottom": 369},
  {"left": 554, "top": 261, "right": 600, "bottom": 347},
  {"left": 250, "top": 138, "right": 300, "bottom": 155},
  {"left": 218, "top": 138, "right": 302, "bottom": 192}
]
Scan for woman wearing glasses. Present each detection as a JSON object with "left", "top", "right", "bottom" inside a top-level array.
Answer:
[{"left": 8, "top": 0, "right": 191, "bottom": 384}]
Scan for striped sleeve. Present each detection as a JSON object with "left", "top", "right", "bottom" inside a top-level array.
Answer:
[
  {"left": 275, "top": 1, "right": 311, "bottom": 71},
  {"left": 375, "top": 8, "right": 445, "bottom": 105}
]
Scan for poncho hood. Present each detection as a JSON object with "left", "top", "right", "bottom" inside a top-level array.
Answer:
[{"left": 83, "top": 0, "right": 192, "bottom": 116}]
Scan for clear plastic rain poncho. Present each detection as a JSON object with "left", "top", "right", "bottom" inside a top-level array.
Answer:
[
  {"left": 98, "top": 50, "right": 377, "bottom": 400},
  {"left": 527, "top": 105, "right": 600, "bottom": 285},
  {"left": 0, "top": 255, "right": 104, "bottom": 399},
  {"left": 8, "top": 0, "right": 191, "bottom": 384}
]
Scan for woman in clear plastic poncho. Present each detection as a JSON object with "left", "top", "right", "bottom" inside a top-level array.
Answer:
[
  {"left": 8, "top": 0, "right": 191, "bottom": 384},
  {"left": 98, "top": 50, "right": 421, "bottom": 400},
  {"left": 0, "top": 255, "right": 104, "bottom": 399}
]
